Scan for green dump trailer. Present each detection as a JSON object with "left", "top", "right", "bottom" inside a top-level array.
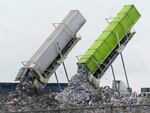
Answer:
[{"left": 78, "top": 5, "right": 141, "bottom": 78}]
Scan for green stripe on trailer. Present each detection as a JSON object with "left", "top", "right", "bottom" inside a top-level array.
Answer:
[{"left": 78, "top": 5, "right": 141, "bottom": 74}]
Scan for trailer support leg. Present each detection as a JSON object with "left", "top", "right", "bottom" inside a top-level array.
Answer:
[
  {"left": 55, "top": 42, "right": 70, "bottom": 83},
  {"left": 115, "top": 32, "right": 131, "bottom": 92},
  {"left": 120, "top": 53, "right": 130, "bottom": 90},
  {"left": 63, "top": 62, "right": 70, "bottom": 83},
  {"left": 110, "top": 65, "right": 117, "bottom": 90},
  {"left": 54, "top": 71, "right": 62, "bottom": 92}
]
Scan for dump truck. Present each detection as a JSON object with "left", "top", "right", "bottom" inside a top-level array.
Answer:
[
  {"left": 15, "top": 5, "right": 141, "bottom": 92},
  {"left": 78, "top": 5, "right": 141, "bottom": 90},
  {"left": 15, "top": 10, "right": 86, "bottom": 89}
]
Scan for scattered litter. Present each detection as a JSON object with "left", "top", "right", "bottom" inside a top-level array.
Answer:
[{"left": 0, "top": 65, "right": 150, "bottom": 113}]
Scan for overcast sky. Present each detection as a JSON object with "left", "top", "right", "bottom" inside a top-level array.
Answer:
[{"left": 0, "top": 0, "right": 149, "bottom": 92}]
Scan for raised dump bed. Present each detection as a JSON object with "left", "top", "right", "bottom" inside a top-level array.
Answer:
[
  {"left": 78, "top": 5, "right": 141, "bottom": 78},
  {"left": 15, "top": 10, "right": 86, "bottom": 89}
]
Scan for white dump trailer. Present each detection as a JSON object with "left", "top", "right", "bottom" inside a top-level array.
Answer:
[{"left": 15, "top": 10, "right": 86, "bottom": 89}]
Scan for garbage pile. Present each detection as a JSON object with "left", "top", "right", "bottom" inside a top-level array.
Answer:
[
  {"left": 56, "top": 64, "right": 112, "bottom": 107},
  {"left": 0, "top": 90, "right": 59, "bottom": 112},
  {"left": 0, "top": 77, "right": 59, "bottom": 112},
  {"left": 55, "top": 65, "right": 150, "bottom": 112},
  {"left": 56, "top": 64, "right": 134, "bottom": 107},
  {"left": 1, "top": 65, "right": 150, "bottom": 113}
]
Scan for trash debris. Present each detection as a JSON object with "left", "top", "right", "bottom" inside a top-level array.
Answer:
[
  {"left": 1, "top": 65, "right": 150, "bottom": 113},
  {"left": 0, "top": 92, "right": 59, "bottom": 112}
]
